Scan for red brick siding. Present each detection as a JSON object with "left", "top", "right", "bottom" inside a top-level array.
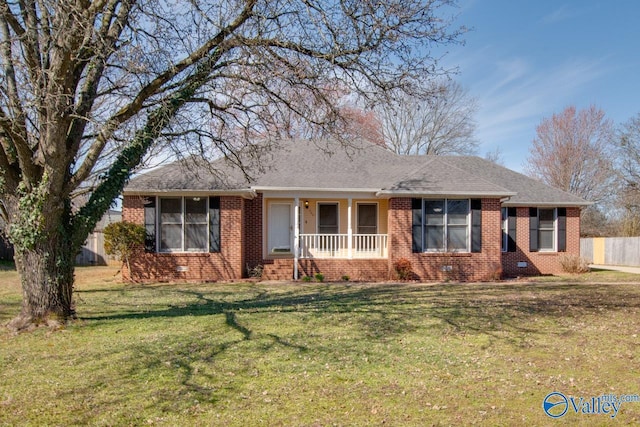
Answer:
[
  {"left": 243, "top": 193, "right": 263, "bottom": 275},
  {"left": 297, "top": 259, "right": 389, "bottom": 281},
  {"left": 261, "top": 258, "right": 388, "bottom": 281},
  {"left": 501, "top": 207, "right": 581, "bottom": 276},
  {"left": 122, "top": 195, "right": 244, "bottom": 282},
  {"left": 387, "top": 198, "right": 503, "bottom": 281},
  {"left": 123, "top": 194, "right": 583, "bottom": 282}
]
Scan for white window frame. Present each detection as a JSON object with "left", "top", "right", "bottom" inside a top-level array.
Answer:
[
  {"left": 158, "top": 196, "right": 210, "bottom": 253},
  {"left": 423, "top": 199, "right": 470, "bottom": 253},
  {"left": 538, "top": 208, "right": 557, "bottom": 252}
]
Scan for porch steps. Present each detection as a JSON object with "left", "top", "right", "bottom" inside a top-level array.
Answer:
[{"left": 261, "top": 259, "right": 294, "bottom": 280}]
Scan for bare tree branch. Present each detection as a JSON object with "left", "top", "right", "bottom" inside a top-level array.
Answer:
[
  {"left": 0, "top": 0, "right": 465, "bottom": 326},
  {"left": 377, "top": 80, "right": 478, "bottom": 155},
  {"left": 524, "top": 105, "right": 617, "bottom": 205},
  {"left": 67, "top": 0, "right": 259, "bottom": 192},
  {"left": 0, "top": 16, "right": 39, "bottom": 183}
]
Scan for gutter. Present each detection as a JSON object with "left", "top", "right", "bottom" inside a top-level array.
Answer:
[
  {"left": 123, "top": 189, "right": 257, "bottom": 199},
  {"left": 251, "top": 186, "right": 382, "bottom": 193},
  {"left": 502, "top": 201, "right": 593, "bottom": 208},
  {"left": 375, "top": 190, "right": 517, "bottom": 198}
]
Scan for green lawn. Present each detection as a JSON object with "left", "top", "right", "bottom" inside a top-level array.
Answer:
[{"left": 1, "top": 266, "right": 640, "bottom": 426}]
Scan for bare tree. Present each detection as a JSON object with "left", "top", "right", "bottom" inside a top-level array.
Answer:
[
  {"left": 484, "top": 146, "right": 504, "bottom": 165},
  {"left": 338, "top": 107, "right": 385, "bottom": 147},
  {"left": 0, "top": 0, "right": 463, "bottom": 329},
  {"left": 258, "top": 88, "right": 384, "bottom": 146},
  {"left": 616, "top": 113, "right": 640, "bottom": 236},
  {"left": 376, "top": 79, "right": 479, "bottom": 155},
  {"left": 524, "top": 106, "right": 617, "bottom": 203},
  {"left": 524, "top": 105, "right": 618, "bottom": 236}
]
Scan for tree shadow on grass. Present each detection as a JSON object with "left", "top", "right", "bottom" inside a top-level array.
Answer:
[
  {"left": 82, "top": 281, "right": 640, "bottom": 345},
  {"left": 72, "top": 281, "right": 640, "bottom": 416}
]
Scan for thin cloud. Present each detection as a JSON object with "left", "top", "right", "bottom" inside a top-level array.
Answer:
[
  {"left": 473, "top": 55, "right": 610, "bottom": 131},
  {"left": 542, "top": 5, "right": 573, "bottom": 24},
  {"left": 541, "top": 4, "right": 594, "bottom": 25},
  {"left": 462, "top": 54, "right": 612, "bottom": 170}
]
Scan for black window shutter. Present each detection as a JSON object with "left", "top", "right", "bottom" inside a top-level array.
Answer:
[
  {"left": 411, "top": 198, "right": 422, "bottom": 253},
  {"left": 471, "top": 199, "right": 482, "bottom": 253},
  {"left": 529, "top": 207, "right": 538, "bottom": 252},
  {"left": 144, "top": 197, "right": 156, "bottom": 253},
  {"left": 507, "top": 207, "right": 517, "bottom": 252},
  {"left": 557, "top": 208, "right": 567, "bottom": 252},
  {"left": 209, "top": 197, "right": 221, "bottom": 253}
]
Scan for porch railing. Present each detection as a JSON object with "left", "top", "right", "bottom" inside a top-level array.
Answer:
[{"left": 299, "top": 234, "right": 388, "bottom": 259}]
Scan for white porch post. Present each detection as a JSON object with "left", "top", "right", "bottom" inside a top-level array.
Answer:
[
  {"left": 347, "top": 198, "right": 353, "bottom": 259},
  {"left": 294, "top": 197, "right": 300, "bottom": 280}
]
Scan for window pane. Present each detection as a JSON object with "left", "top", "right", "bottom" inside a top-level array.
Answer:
[
  {"left": 447, "top": 200, "right": 469, "bottom": 225},
  {"left": 540, "top": 229, "right": 554, "bottom": 250},
  {"left": 209, "top": 197, "right": 221, "bottom": 253},
  {"left": 160, "top": 198, "right": 181, "bottom": 223},
  {"left": 185, "top": 198, "right": 207, "bottom": 224},
  {"left": 448, "top": 226, "right": 467, "bottom": 250},
  {"left": 447, "top": 200, "right": 468, "bottom": 215},
  {"left": 160, "top": 198, "right": 182, "bottom": 251},
  {"left": 161, "top": 224, "right": 182, "bottom": 251},
  {"left": 318, "top": 204, "right": 338, "bottom": 234},
  {"left": 186, "top": 224, "right": 207, "bottom": 251},
  {"left": 144, "top": 199, "right": 156, "bottom": 252},
  {"left": 357, "top": 204, "right": 377, "bottom": 233},
  {"left": 425, "top": 200, "right": 444, "bottom": 225},
  {"left": 425, "top": 226, "right": 444, "bottom": 250},
  {"left": 539, "top": 209, "right": 554, "bottom": 229}
]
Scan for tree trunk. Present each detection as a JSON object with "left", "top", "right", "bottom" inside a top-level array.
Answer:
[{"left": 7, "top": 200, "right": 76, "bottom": 331}]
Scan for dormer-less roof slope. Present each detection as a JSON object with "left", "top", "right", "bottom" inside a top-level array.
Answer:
[
  {"left": 378, "top": 156, "right": 515, "bottom": 198},
  {"left": 441, "top": 156, "right": 591, "bottom": 207},
  {"left": 124, "top": 139, "right": 590, "bottom": 206},
  {"left": 245, "top": 139, "right": 407, "bottom": 190}
]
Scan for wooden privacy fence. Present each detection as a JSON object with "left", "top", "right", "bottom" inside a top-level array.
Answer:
[
  {"left": 581, "top": 237, "right": 640, "bottom": 267},
  {"left": 75, "top": 231, "right": 119, "bottom": 266},
  {"left": 1, "top": 210, "right": 121, "bottom": 266}
]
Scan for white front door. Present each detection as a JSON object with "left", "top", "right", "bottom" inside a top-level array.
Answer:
[{"left": 268, "top": 203, "right": 292, "bottom": 253}]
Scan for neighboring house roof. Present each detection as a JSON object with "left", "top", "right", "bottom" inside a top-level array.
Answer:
[
  {"left": 95, "top": 210, "right": 122, "bottom": 232},
  {"left": 124, "top": 139, "right": 590, "bottom": 207}
]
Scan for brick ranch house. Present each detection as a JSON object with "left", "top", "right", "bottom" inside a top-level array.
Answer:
[{"left": 122, "top": 139, "right": 590, "bottom": 282}]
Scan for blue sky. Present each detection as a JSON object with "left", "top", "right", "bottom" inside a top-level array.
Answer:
[{"left": 444, "top": 1, "right": 640, "bottom": 171}]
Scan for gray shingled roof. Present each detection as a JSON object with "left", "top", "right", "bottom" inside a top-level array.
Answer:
[
  {"left": 124, "top": 139, "right": 590, "bottom": 206},
  {"left": 440, "top": 156, "right": 590, "bottom": 206}
]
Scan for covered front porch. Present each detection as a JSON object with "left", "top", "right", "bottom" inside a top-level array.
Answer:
[{"left": 263, "top": 195, "right": 389, "bottom": 277}]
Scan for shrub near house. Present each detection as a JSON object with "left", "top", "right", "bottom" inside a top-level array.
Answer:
[{"left": 122, "top": 139, "right": 589, "bottom": 282}]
